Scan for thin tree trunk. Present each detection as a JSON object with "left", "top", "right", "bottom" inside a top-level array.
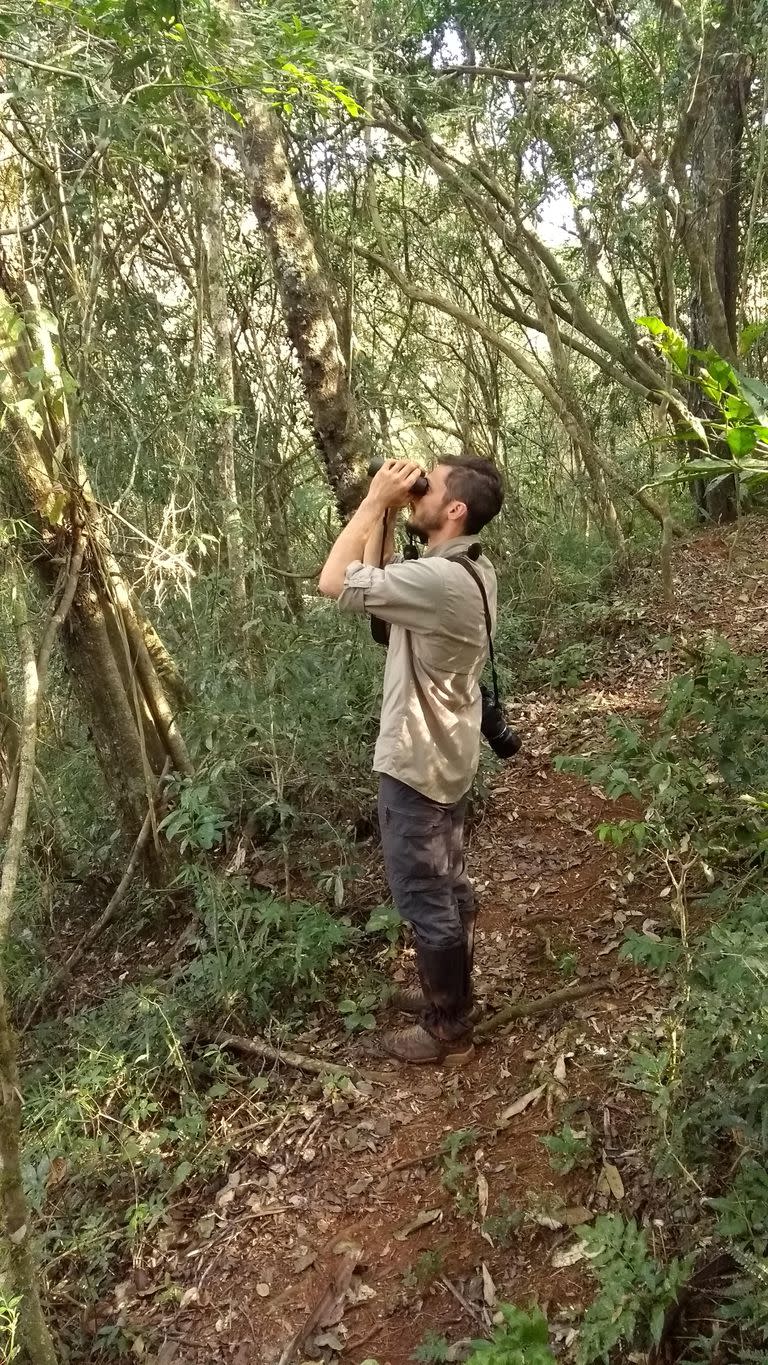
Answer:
[
  {"left": 200, "top": 145, "right": 248, "bottom": 618},
  {"left": 241, "top": 102, "right": 366, "bottom": 518},
  {"left": 0, "top": 573, "right": 58, "bottom": 1365},
  {"left": 0, "top": 290, "right": 192, "bottom": 838},
  {"left": 0, "top": 647, "right": 18, "bottom": 787}
]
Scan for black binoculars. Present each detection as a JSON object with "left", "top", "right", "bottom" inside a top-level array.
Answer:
[{"left": 367, "top": 455, "right": 429, "bottom": 497}]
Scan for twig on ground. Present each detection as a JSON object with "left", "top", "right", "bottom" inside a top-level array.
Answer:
[
  {"left": 208, "top": 1031, "right": 389, "bottom": 1084},
  {"left": 277, "top": 1246, "right": 361, "bottom": 1365},
  {"left": 476, "top": 978, "right": 612, "bottom": 1038},
  {"left": 439, "top": 1275, "right": 487, "bottom": 1329}
]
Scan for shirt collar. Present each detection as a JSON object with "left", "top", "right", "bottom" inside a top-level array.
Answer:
[{"left": 424, "top": 535, "right": 482, "bottom": 559}]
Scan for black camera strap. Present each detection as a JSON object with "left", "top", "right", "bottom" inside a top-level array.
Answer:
[{"left": 454, "top": 553, "right": 500, "bottom": 709}]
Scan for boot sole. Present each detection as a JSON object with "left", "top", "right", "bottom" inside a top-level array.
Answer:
[{"left": 383, "top": 1041, "right": 475, "bottom": 1068}]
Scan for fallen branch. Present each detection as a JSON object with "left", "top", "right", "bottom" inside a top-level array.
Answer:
[
  {"left": 210, "top": 1031, "right": 388, "bottom": 1084},
  {"left": 476, "top": 978, "right": 612, "bottom": 1038}
]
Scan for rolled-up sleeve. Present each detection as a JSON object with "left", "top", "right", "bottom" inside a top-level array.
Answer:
[{"left": 337, "top": 560, "right": 446, "bottom": 632}]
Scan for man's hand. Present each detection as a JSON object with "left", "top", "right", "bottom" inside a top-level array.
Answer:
[{"left": 366, "top": 459, "right": 425, "bottom": 511}]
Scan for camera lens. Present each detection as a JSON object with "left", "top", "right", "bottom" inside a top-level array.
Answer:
[{"left": 480, "top": 685, "right": 521, "bottom": 760}]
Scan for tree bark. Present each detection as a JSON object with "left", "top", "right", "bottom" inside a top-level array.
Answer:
[
  {"left": 0, "top": 646, "right": 18, "bottom": 788},
  {"left": 0, "top": 287, "right": 192, "bottom": 837},
  {"left": 672, "top": 9, "right": 752, "bottom": 522},
  {"left": 0, "top": 575, "right": 58, "bottom": 1365},
  {"left": 241, "top": 102, "right": 366, "bottom": 519}
]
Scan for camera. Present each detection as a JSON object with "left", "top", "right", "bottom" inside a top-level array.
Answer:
[
  {"left": 367, "top": 455, "right": 429, "bottom": 497},
  {"left": 480, "top": 684, "right": 521, "bottom": 759}
]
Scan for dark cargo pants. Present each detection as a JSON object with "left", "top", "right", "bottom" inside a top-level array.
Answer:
[{"left": 377, "top": 774, "right": 475, "bottom": 1039}]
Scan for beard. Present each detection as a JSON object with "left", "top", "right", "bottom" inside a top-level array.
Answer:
[
  {"left": 406, "top": 498, "right": 449, "bottom": 542},
  {"left": 404, "top": 516, "right": 428, "bottom": 544}
]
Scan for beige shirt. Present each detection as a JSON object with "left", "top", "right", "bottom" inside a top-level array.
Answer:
[{"left": 338, "top": 536, "right": 497, "bottom": 803}]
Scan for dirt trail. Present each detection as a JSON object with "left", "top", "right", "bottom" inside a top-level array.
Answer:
[{"left": 128, "top": 519, "right": 768, "bottom": 1365}]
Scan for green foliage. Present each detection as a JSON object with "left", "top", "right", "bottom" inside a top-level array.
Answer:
[
  {"left": 619, "top": 929, "right": 680, "bottom": 972},
  {"left": 159, "top": 776, "right": 230, "bottom": 852},
  {"left": 403, "top": 1249, "right": 445, "bottom": 1292},
  {"left": 0, "top": 1291, "right": 21, "bottom": 1363},
  {"left": 530, "top": 640, "right": 604, "bottom": 690},
  {"left": 411, "top": 1331, "right": 453, "bottom": 1363},
  {"left": 337, "top": 991, "right": 377, "bottom": 1032},
  {"left": 439, "top": 1128, "right": 478, "bottom": 1216},
  {"left": 575, "top": 1216, "right": 693, "bottom": 1364},
  {"left": 638, "top": 321, "right": 768, "bottom": 493},
  {"left": 565, "top": 630, "right": 768, "bottom": 1360},
  {"left": 178, "top": 870, "right": 354, "bottom": 1026},
  {"left": 555, "top": 948, "right": 579, "bottom": 977},
  {"left": 466, "top": 1305, "right": 555, "bottom": 1364},
  {"left": 557, "top": 639, "right": 768, "bottom": 871},
  {"left": 365, "top": 903, "right": 404, "bottom": 948},
  {"left": 541, "top": 1122, "right": 594, "bottom": 1174},
  {"left": 481, "top": 1195, "right": 524, "bottom": 1247}
]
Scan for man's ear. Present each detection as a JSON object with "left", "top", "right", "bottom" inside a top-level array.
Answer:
[{"left": 447, "top": 499, "right": 468, "bottom": 524}]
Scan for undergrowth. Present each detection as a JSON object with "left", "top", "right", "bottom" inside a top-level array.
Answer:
[
  {"left": 17, "top": 871, "right": 392, "bottom": 1359},
  {"left": 475, "top": 635, "right": 768, "bottom": 1363}
]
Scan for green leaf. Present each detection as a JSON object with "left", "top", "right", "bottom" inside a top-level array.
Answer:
[
  {"left": 637, "top": 315, "right": 666, "bottom": 336},
  {"left": 726, "top": 426, "right": 756, "bottom": 456},
  {"left": 738, "top": 321, "right": 768, "bottom": 356}
]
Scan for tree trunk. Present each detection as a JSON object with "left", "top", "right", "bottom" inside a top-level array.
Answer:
[
  {"left": 234, "top": 359, "right": 304, "bottom": 621},
  {"left": 685, "top": 21, "right": 752, "bottom": 522},
  {"left": 200, "top": 145, "right": 248, "bottom": 618},
  {"left": 0, "top": 576, "right": 58, "bottom": 1365},
  {"left": 0, "top": 288, "right": 192, "bottom": 838},
  {"left": 241, "top": 102, "right": 366, "bottom": 519}
]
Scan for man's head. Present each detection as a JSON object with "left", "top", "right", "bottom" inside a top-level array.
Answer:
[{"left": 406, "top": 456, "right": 504, "bottom": 543}]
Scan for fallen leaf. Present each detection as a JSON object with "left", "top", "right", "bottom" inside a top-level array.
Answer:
[
  {"left": 179, "top": 1287, "right": 199, "bottom": 1310},
  {"left": 477, "top": 1173, "right": 489, "bottom": 1221},
  {"left": 314, "top": 1330, "right": 344, "bottom": 1352},
  {"left": 499, "top": 1085, "right": 546, "bottom": 1123},
  {"left": 564, "top": 1206, "right": 594, "bottom": 1226},
  {"left": 394, "top": 1208, "right": 441, "bottom": 1240},
  {"left": 530, "top": 1212, "right": 564, "bottom": 1230},
  {"left": 597, "top": 939, "right": 622, "bottom": 957},
  {"left": 551, "top": 1243, "right": 587, "bottom": 1269},
  {"left": 347, "top": 1280, "right": 376, "bottom": 1305},
  {"left": 482, "top": 1263, "right": 496, "bottom": 1308},
  {"left": 46, "top": 1156, "right": 68, "bottom": 1188},
  {"left": 293, "top": 1251, "right": 317, "bottom": 1274},
  {"left": 598, "top": 1162, "right": 625, "bottom": 1201}
]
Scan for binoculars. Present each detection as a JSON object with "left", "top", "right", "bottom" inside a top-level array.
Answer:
[{"left": 367, "top": 455, "right": 429, "bottom": 497}]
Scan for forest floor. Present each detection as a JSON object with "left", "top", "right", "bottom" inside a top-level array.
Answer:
[{"left": 66, "top": 517, "right": 768, "bottom": 1365}]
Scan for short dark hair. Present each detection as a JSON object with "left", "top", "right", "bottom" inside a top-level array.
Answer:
[{"left": 439, "top": 456, "right": 504, "bottom": 535}]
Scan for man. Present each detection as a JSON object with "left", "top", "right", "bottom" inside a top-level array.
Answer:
[{"left": 318, "top": 456, "right": 504, "bottom": 1065}]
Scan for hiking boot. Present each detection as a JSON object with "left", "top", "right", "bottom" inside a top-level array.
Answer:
[
  {"left": 390, "top": 986, "right": 483, "bottom": 1023},
  {"left": 381, "top": 1022, "right": 475, "bottom": 1067},
  {"left": 389, "top": 984, "right": 427, "bottom": 1015},
  {"left": 391, "top": 910, "right": 478, "bottom": 1018}
]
